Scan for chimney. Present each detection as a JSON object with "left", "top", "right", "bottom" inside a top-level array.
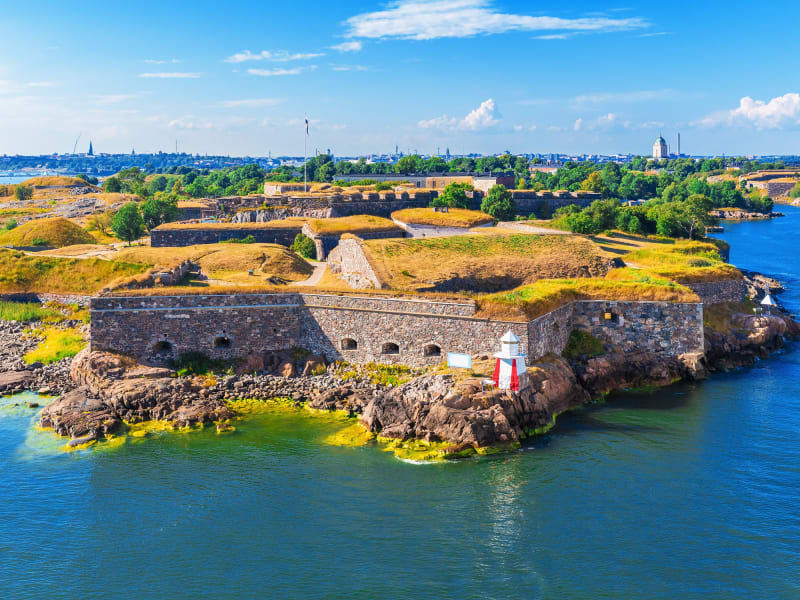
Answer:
[{"left": 677, "top": 133, "right": 681, "bottom": 157}]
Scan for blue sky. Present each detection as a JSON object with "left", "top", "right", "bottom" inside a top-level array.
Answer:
[{"left": 1, "top": 0, "right": 799, "bottom": 157}]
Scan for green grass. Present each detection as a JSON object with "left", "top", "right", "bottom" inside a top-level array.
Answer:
[
  {"left": 562, "top": 330, "right": 605, "bottom": 360},
  {"left": 0, "top": 301, "right": 63, "bottom": 322},
  {"left": 621, "top": 240, "right": 742, "bottom": 283},
  {"left": 23, "top": 327, "right": 86, "bottom": 364},
  {"left": 0, "top": 249, "right": 147, "bottom": 294},
  {"left": 0, "top": 217, "right": 97, "bottom": 248}
]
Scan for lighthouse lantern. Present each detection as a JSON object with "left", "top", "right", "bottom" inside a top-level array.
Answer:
[{"left": 492, "top": 331, "right": 529, "bottom": 392}]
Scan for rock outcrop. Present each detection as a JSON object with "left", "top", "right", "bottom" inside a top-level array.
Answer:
[{"left": 705, "top": 312, "right": 799, "bottom": 371}]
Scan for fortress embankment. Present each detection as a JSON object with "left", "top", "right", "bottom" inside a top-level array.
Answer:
[{"left": 89, "top": 290, "right": 715, "bottom": 368}]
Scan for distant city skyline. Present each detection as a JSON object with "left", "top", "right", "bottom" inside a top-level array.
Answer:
[{"left": 2, "top": 0, "right": 799, "bottom": 157}]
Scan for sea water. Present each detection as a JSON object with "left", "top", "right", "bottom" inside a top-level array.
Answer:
[{"left": 1, "top": 211, "right": 799, "bottom": 599}]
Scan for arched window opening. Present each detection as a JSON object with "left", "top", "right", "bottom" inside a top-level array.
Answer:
[
  {"left": 424, "top": 344, "right": 441, "bottom": 357},
  {"left": 152, "top": 340, "right": 173, "bottom": 353},
  {"left": 341, "top": 338, "right": 358, "bottom": 351},
  {"left": 213, "top": 336, "right": 231, "bottom": 349},
  {"left": 381, "top": 342, "right": 400, "bottom": 355}
]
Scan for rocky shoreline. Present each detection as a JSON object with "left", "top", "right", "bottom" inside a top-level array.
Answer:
[{"left": 2, "top": 271, "right": 798, "bottom": 456}]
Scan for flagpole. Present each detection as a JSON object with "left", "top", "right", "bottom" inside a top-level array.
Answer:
[{"left": 304, "top": 117, "right": 308, "bottom": 193}]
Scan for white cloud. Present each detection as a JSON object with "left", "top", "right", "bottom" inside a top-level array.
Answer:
[
  {"left": 513, "top": 124, "right": 523, "bottom": 132},
  {"left": 139, "top": 72, "right": 202, "bottom": 79},
  {"left": 694, "top": 93, "right": 800, "bottom": 129},
  {"left": 168, "top": 116, "right": 215, "bottom": 130},
  {"left": 218, "top": 98, "right": 285, "bottom": 108},
  {"left": 144, "top": 58, "right": 182, "bottom": 64},
  {"left": 418, "top": 98, "right": 500, "bottom": 131},
  {"left": 534, "top": 33, "right": 572, "bottom": 40},
  {"left": 418, "top": 115, "right": 457, "bottom": 129},
  {"left": 330, "top": 64, "right": 368, "bottom": 71},
  {"left": 345, "top": 0, "right": 648, "bottom": 41},
  {"left": 330, "top": 41, "right": 363, "bottom": 52},
  {"left": 573, "top": 118, "right": 583, "bottom": 131},
  {"left": 247, "top": 66, "right": 317, "bottom": 77},
  {"left": 638, "top": 31, "right": 670, "bottom": 37},
  {"left": 0, "top": 79, "right": 59, "bottom": 94},
  {"left": 460, "top": 98, "right": 499, "bottom": 130},
  {"left": 225, "top": 50, "right": 324, "bottom": 63}
]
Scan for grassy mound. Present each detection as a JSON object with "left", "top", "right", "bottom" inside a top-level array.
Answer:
[
  {"left": 476, "top": 274, "right": 698, "bottom": 321},
  {"left": 115, "top": 243, "right": 313, "bottom": 283},
  {"left": 391, "top": 208, "right": 494, "bottom": 228},
  {"left": 22, "top": 176, "right": 98, "bottom": 188},
  {"left": 0, "top": 249, "right": 147, "bottom": 294},
  {"left": 0, "top": 217, "right": 97, "bottom": 248},
  {"left": 305, "top": 215, "right": 402, "bottom": 235},
  {"left": 361, "top": 233, "right": 618, "bottom": 292},
  {"left": 620, "top": 240, "right": 742, "bottom": 283}
]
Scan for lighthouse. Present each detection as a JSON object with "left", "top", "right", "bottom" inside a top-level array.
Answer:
[{"left": 492, "top": 331, "right": 529, "bottom": 392}]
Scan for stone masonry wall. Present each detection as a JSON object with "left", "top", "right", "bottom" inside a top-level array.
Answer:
[
  {"left": 90, "top": 293, "right": 524, "bottom": 367},
  {"left": 527, "top": 303, "right": 576, "bottom": 357},
  {"left": 686, "top": 279, "right": 745, "bottom": 305},
  {"left": 300, "top": 223, "right": 404, "bottom": 260},
  {"left": 90, "top": 292, "right": 704, "bottom": 368},
  {"left": 150, "top": 225, "right": 303, "bottom": 248},
  {"left": 327, "top": 238, "right": 384, "bottom": 289},
  {"left": 571, "top": 300, "right": 704, "bottom": 355}
]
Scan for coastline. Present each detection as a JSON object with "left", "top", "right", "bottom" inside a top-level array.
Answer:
[{"left": 3, "top": 269, "right": 796, "bottom": 460}]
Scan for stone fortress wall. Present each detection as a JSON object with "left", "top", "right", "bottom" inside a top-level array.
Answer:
[
  {"left": 90, "top": 291, "right": 706, "bottom": 368},
  {"left": 150, "top": 224, "right": 304, "bottom": 248}
]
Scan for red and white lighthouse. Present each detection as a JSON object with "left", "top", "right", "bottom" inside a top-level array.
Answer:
[{"left": 492, "top": 331, "right": 529, "bottom": 392}]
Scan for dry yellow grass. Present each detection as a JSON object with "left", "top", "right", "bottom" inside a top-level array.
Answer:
[
  {"left": 0, "top": 249, "right": 146, "bottom": 294},
  {"left": 305, "top": 215, "right": 402, "bottom": 235},
  {"left": 391, "top": 208, "right": 494, "bottom": 228},
  {"left": 22, "top": 176, "right": 98, "bottom": 188},
  {"left": 115, "top": 243, "right": 313, "bottom": 282},
  {"left": 361, "top": 232, "right": 618, "bottom": 292},
  {"left": 0, "top": 217, "right": 98, "bottom": 247},
  {"left": 476, "top": 274, "right": 698, "bottom": 321}
]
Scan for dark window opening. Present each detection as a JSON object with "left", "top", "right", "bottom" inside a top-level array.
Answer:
[
  {"left": 424, "top": 344, "right": 441, "bottom": 357},
  {"left": 341, "top": 338, "right": 357, "bottom": 350},
  {"left": 381, "top": 342, "right": 400, "bottom": 355},
  {"left": 152, "top": 340, "right": 173, "bottom": 353},
  {"left": 213, "top": 336, "right": 231, "bottom": 349}
]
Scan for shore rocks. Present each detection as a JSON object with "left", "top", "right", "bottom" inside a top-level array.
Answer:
[{"left": 705, "top": 312, "right": 798, "bottom": 371}]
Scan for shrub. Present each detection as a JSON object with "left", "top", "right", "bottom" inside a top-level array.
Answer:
[
  {"left": 14, "top": 184, "right": 33, "bottom": 201},
  {"left": 3, "top": 219, "right": 18, "bottom": 231},
  {"left": 170, "top": 351, "right": 227, "bottom": 376},
  {"left": 562, "top": 330, "right": 605, "bottom": 360},
  {"left": 221, "top": 235, "right": 257, "bottom": 244},
  {"left": 290, "top": 233, "right": 317, "bottom": 259},
  {"left": 481, "top": 184, "right": 516, "bottom": 220}
]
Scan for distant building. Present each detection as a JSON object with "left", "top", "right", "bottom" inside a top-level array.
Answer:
[
  {"left": 88, "top": 141, "right": 94, "bottom": 156},
  {"left": 653, "top": 135, "right": 668, "bottom": 159}
]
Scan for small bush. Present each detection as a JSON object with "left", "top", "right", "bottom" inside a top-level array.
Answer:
[
  {"left": 562, "top": 330, "right": 605, "bottom": 360},
  {"left": 221, "top": 235, "right": 256, "bottom": 244},
  {"left": 290, "top": 233, "right": 316, "bottom": 259},
  {"left": 170, "top": 351, "right": 227, "bottom": 376},
  {"left": 3, "top": 219, "right": 18, "bottom": 231}
]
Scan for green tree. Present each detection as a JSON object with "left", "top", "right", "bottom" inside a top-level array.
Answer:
[
  {"left": 481, "top": 184, "right": 516, "bottom": 220},
  {"left": 290, "top": 233, "right": 316, "bottom": 259},
  {"left": 14, "top": 184, "right": 33, "bottom": 201},
  {"left": 140, "top": 197, "right": 179, "bottom": 231},
  {"left": 431, "top": 182, "right": 472, "bottom": 209},
  {"left": 396, "top": 155, "right": 423, "bottom": 174},
  {"left": 111, "top": 202, "right": 144, "bottom": 245},
  {"left": 104, "top": 177, "right": 122, "bottom": 193}
]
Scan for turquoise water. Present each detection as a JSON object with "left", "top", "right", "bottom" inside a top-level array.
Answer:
[
  {"left": 2, "top": 211, "right": 800, "bottom": 599},
  {"left": 0, "top": 175, "right": 36, "bottom": 185}
]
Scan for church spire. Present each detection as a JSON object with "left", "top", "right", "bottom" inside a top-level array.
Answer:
[{"left": 88, "top": 140, "right": 93, "bottom": 156}]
